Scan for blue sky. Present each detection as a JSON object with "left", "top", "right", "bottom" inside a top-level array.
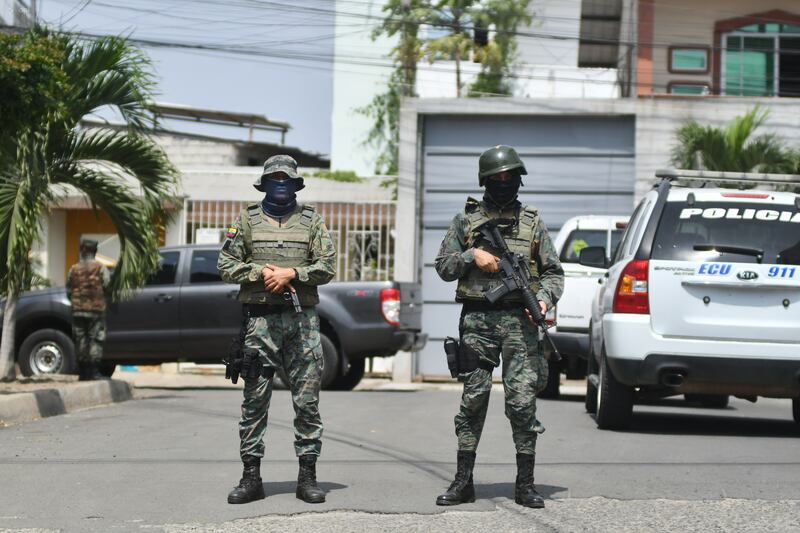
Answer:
[{"left": 39, "top": 0, "right": 339, "bottom": 156}]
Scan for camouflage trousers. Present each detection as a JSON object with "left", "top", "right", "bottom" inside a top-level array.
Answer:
[
  {"left": 72, "top": 312, "right": 106, "bottom": 363},
  {"left": 239, "top": 307, "right": 323, "bottom": 459},
  {"left": 455, "top": 308, "right": 549, "bottom": 456}
]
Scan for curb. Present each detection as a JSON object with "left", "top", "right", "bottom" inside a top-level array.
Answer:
[{"left": 0, "top": 379, "right": 133, "bottom": 427}]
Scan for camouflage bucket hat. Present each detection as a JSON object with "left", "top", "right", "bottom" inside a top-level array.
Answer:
[{"left": 254, "top": 154, "right": 305, "bottom": 191}]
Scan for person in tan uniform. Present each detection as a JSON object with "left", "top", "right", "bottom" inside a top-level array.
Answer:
[{"left": 66, "top": 238, "right": 111, "bottom": 380}]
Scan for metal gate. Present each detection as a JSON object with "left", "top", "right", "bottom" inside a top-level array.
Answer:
[
  {"left": 417, "top": 114, "right": 636, "bottom": 377},
  {"left": 181, "top": 199, "right": 396, "bottom": 282}
]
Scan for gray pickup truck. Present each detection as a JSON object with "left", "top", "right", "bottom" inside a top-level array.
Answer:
[{"left": 6, "top": 245, "right": 425, "bottom": 390}]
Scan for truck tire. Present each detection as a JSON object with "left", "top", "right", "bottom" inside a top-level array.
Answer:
[
  {"left": 792, "top": 398, "right": 799, "bottom": 424},
  {"left": 330, "top": 359, "right": 366, "bottom": 391},
  {"left": 319, "top": 333, "right": 339, "bottom": 390},
  {"left": 538, "top": 358, "right": 560, "bottom": 399},
  {"left": 585, "top": 349, "right": 598, "bottom": 414},
  {"left": 18, "top": 329, "right": 77, "bottom": 376},
  {"left": 685, "top": 394, "right": 729, "bottom": 409},
  {"left": 595, "top": 350, "right": 634, "bottom": 430}
]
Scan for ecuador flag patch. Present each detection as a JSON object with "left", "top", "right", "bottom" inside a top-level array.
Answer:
[{"left": 226, "top": 227, "right": 238, "bottom": 239}]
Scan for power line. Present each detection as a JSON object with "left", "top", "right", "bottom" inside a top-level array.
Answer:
[
  {"left": 9, "top": 22, "right": 800, "bottom": 96},
  {"left": 42, "top": 0, "right": 800, "bottom": 67}
]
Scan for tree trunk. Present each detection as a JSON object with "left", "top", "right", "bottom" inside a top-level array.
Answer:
[{"left": 0, "top": 294, "right": 18, "bottom": 380}]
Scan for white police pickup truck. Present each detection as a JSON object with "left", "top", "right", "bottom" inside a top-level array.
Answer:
[
  {"left": 541, "top": 216, "right": 627, "bottom": 397},
  {"left": 583, "top": 169, "right": 800, "bottom": 429}
]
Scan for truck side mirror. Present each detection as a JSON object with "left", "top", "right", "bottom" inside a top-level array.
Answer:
[{"left": 578, "top": 246, "right": 608, "bottom": 269}]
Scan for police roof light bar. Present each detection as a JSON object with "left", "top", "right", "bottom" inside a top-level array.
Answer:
[{"left": 656, "top": 168, "right": 800, "bottom": 186}]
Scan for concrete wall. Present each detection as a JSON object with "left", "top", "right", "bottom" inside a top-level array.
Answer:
[
  {"left": 154, "top": 135, "right": 240, "bottom": 168},
  {"left": 330, "top": 0, "right": 394, "bottom": 177},
  {"left": 649, "top": 0, "right": 800, "bottom": 94},
  {"left": 46, "top": 211, "right": 66, "bottom": 286},
  {"left": 517, "top": 0, "right": 582, "bottom": 67},
  {"left": 178, "top": 168, "right": 393, "bottom": 203}
]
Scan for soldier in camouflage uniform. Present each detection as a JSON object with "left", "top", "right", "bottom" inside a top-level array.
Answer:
[
  {"left": 218, "top": 155, "right": 336, "bottom": 505},
  {"left": 66, "top": 238, "right": 111, "bottom": 381},
  {"left": 434, "top": 145, "right": 564, "bottom": 509}
]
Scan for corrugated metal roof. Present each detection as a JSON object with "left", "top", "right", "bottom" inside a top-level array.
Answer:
[{"left": 152, "top": 102, "right": 291, "bottom": 133}]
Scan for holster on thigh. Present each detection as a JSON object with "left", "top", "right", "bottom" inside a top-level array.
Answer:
[{"left": 459, "top": 342, "right": 495, "bottom": 374}]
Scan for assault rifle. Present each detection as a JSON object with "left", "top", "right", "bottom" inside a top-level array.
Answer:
[{"left": 478, "top": 219, "right": 562, "bottom": 362}]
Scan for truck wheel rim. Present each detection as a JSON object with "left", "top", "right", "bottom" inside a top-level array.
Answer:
[{"left": 30, "top": 342, "right": 63, "bottom": 374}]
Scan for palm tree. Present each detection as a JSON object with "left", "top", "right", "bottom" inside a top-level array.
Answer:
[
  {"left": 671, "top": 107, "right": 795, "bottom": 173},
  {"left": 0, "top": 32, "right": 178, "bottom": 379}
]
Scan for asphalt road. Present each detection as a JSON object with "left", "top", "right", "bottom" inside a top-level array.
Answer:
[{"left": 1, "top": 386, "right": 799, "bottom": 532}]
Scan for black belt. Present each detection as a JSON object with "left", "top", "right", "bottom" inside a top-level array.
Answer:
[
  {"left": 244, "top": 304, "right": 292, "bottom": 317},
  {"left": 460, "top": 300, "right": 522, "bottom": 312}
]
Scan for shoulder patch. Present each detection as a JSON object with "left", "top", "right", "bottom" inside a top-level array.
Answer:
[{"left": 226, "top": 227, "right": 238, "bottom": 239}]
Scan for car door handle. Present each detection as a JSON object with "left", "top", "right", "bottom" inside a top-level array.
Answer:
[{"left": 154, "top": 294, "right": 173, "bottom": 303}]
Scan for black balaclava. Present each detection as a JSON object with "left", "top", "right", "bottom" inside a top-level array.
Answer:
[
  {"left": 260, "top": 176, "right": 298, "bottom": 218},
  {"left": 484, "top": 173, "right": 522, "bottom": 209}
]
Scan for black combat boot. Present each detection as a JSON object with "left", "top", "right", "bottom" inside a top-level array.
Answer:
[
  {"left": 227, "top": 456, "right": 265, "bottom": 504},
  {"left": 515, "top": 453, "right": 544, "bottom": 508},
  {"left": 296, "top": 454, "right": 326, "bottom": 503},
  {"left": 436, "top": 450, "right": 476, "bottom": 505},
  {"left": 77, "top": 362, "right": 91, "bottom": 381},
  {"left": 87, "top": 362, "right": 105, "bottom": 380}
]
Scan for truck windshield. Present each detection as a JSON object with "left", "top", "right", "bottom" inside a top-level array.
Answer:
[
  {"left": 560, "top": 229, "right": 623, "bottom": 263},
  {"left": 652, "top": 201, "right": 800, "bottom": 265}
]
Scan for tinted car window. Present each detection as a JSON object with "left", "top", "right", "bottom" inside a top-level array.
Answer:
[
  {"left": 614, "top": 201, "right": 646, "bottom": 263},
  {"left": 652, "top": 201, "right": 800, "bottom": 264},
  {"left": 147, "top": 251, "right": 180, "bottom": 286},
  {"left": 190, "top": 250, "right": 222, "bottom": 283},
  {"left": 559, "top": 230, "right": 624, "bottom": 263}
]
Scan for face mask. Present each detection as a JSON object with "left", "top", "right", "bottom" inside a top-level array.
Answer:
[
  {"left": 484, "top": 174, "right": 521, "bottom": 207},
  {"left": 261, "top": 177, "right": 298, "bottom": 217}
]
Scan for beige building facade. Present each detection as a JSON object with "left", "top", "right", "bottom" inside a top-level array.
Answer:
[{"left": 625, "top": 0, "right": 800, "bottom": 97}]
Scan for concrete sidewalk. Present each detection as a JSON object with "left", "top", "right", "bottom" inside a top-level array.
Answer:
[
  {"left": 115, "top": 370, "right": 586, "bottom": 395},
  {"left": 0, "top": 376, "right": 133, "bottom": 427}
]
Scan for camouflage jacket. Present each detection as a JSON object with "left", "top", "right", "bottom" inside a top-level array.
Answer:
[
  {"left": 217, "top": 204, "right": 337, "bottom": 305},
  {"left": 66, "top": 259, "right": 111, "bottom": 314},
  {"left": 434, "top": 198, "right": 564, "bottom": 308}
]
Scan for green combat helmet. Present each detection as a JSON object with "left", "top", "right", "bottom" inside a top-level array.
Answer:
[
  {"left": 254, "top": 154, "right": 305, "bottom": 192},
  {"left": 478, "top": 145, "right": 527, "bottom": 186}
]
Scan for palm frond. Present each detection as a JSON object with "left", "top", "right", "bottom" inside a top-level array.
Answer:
[
  {"left": 56, "top": 128, "right": 177, "bottom": 199},
  {"left": 63, "top": 36, "right": 156, "bottom": 131},
  {"left": 66, "top": 167, "right": 160, "bottom": 299},
  {"left": 0, "top": 132, "right": 52, "bottom": 295},
  {"left": 671, "top": 107, "right": 794, "bottom": 176}
]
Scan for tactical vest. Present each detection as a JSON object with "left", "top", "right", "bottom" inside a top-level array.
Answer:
[
  {"left": 237, "top": 203, "right": 320, "bottom": 306},
  {"left": 70, "top": 260, "right": 106, "bottom": 313},
  {"left": 455, "top": 198, "right": 542, "bottom": 303}
]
